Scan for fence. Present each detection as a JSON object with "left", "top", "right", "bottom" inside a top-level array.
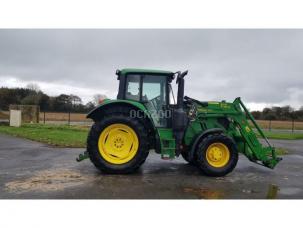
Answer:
[
  {"left": 39, "top": 111, "right": 92, "bottom": 125},
  {"left": 0, "top": 110, "right": 92, "bottom": 126},
  {"left": 0, "top": 110, "right": 9, "bottom": 123},
  {"left": 253, "top": 120, "right": 303, "bottom": 132},
  {"left": 1, "top": 110, "right": 303, "bottom": 131}
]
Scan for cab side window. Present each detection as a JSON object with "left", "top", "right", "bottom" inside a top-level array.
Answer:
[{"left": 125, "top": 74, "right": 140, "bottom": 101}]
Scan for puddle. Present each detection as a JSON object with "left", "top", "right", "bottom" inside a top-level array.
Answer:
[
  {"left": 279, "top": 187, "right": 302, "bottom": 196},
  {"left": 289, "top": 155, "right": 303, "bottom": 159},
  {"left": 265, "top": 184, "right": 302, "bottom": 198},
  {"left": 5, "top": 169, "right": 91, "bottom": 193},
  {"left": 266, "top": 184, "right": 279, "bottom": 199},
  {"left": 183, "top": 187, "right": 224, "bottom": 199}
]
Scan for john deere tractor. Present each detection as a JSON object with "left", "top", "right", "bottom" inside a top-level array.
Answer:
[{"left": 77, "top": 68, "right": 281, "bottom": 176}]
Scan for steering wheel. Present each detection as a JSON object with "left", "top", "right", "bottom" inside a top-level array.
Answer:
[{"left": 149, "top": 95, "right": 161, "bottom": 110}]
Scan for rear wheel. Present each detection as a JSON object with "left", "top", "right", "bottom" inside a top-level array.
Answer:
[
  {"left": 87, "top": 114, "right": 149, "bottom": 174},
  {"left": 195, "top": 134, "right": 238, "bottom": 176}
]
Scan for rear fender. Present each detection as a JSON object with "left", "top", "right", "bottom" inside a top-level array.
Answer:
[
  {"left": 87, "top": 99, "right": 158, "bottom": 151},
  {"left": 87, "top": 99, "right": 148, "bottom": 121}
]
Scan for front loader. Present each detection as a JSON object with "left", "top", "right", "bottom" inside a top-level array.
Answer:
[{"left": 77, "top": 68, "right": 281, "bottom": 176}]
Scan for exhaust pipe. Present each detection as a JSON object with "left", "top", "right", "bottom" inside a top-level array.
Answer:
[{"left": 173, "top": 70, "right": 188, "bottom": 156}]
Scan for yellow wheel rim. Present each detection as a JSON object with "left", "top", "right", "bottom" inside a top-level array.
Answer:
[
  {"left": 98, "top": 123, "right": 139, "bottom": 164},
  {"left": 206, "top": 143, "right": 230, "bottom": 168}
]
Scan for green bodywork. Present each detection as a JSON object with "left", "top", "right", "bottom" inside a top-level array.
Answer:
[
  {"left": 84, "top": 97, "right": 281, "bottom": 168},
  {"left": 81, "top": 68, "right": 281, "bottom": 169},
  {"left": 158, "top": 97, "right": 281, "bottom": 168},
  {"left": 85, "top": 98, "right": 177, "bottom": 160},
  {"left": 183, "top": 97, "right": 281, "bottom": 168}
]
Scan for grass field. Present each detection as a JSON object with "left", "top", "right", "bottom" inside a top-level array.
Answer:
[
  {"left": 275, "top": 147, "right": 288, "bottom": 155},
  {"left": 0, "top": 123, "right": 302, "bottom": 152},
  {"left": 259, "top": 131, "right": 303, "bottom": 140},
  {"left": 0, "top": 124, "right": 88, "bottom": 147}
]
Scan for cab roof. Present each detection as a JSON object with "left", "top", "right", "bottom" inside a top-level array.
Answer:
[{"left": 118, "top": 68, "right": 175, "bottom": 76}]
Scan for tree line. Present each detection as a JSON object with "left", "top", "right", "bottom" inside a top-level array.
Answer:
[
  {"left": 1, "top": 85, "right": 303, "bottom": 120},
  {"left": 251, "top": 106, "right": 303, "bottom": 121},
  {"left": 0, "top": 85, "right": 106, "bottom": 113}
]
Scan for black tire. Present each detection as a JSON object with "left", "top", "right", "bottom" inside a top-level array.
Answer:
[
  {"left": 195, "top": 134, "right": 238, "bottom": 177},
  {"left": 180, "top": 150, "right": 197, "bottom": 165},
  {"left": 87, "top": 114, "right": 149, "bottom": 174},
  {"left": 180, "top": 150, "right": 190, "bottom": 163}
]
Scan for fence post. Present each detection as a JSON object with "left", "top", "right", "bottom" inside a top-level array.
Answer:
[
  {"left": 269, "top": 119, "right": 272, "bottom": 132},
  {"left": 68, "top": 111, "right": 71, "bottom": 126},
  {"left": 43, "top": 111, "right": 45, "bottom": 124},
  {"left": 292, "top": 118, "right": 294, "bottom": 133}
]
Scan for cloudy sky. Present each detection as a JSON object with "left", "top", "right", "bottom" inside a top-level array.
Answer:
[{"left": 0, "top": 29, "right": 303, "bottom": 110}]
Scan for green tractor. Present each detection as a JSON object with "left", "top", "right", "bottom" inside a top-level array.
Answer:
[{"left": 77, "top": 68, "right": 281, "bottom": 176}]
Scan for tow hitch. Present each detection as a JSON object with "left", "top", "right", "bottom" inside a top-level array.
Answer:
[{"left": 76, "top": 151, "right": 89, "bottom": 162}]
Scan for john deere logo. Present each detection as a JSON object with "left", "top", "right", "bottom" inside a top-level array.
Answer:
[
  {"left": 220, "top": 103, "right": 230, "bottom": 109},
  {"left": 245, "top": 126, "right": 251, "bottom": 132}
]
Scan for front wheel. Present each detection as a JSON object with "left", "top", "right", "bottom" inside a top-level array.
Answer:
[
  {"left": 181, "top": 150, "right": 197, "bottom": 166},
  {"left": 195, "top": 134, "right": 238, "bottom": 177},
  {"left": 87, "top": 114, "right": 149, "bottom": 174}
]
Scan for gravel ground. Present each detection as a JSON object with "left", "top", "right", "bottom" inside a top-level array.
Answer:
[{"left": 0, "top": 133, "right": 302, "bottom": 199}]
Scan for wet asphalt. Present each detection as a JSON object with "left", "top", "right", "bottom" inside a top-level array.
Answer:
[{"left": 0, "top": 133, "right": 302, "bottom": 199}]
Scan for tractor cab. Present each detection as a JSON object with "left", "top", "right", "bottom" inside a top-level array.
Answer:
[
  {"left": 116, "top": 68, "right": 188, "bottom": 158},
  {"left": 116, "top": 69, "right": 176, "bottom": 127}
]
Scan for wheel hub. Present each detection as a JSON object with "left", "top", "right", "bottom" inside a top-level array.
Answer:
[
  {"left": 98, "top": 124, "right": 139, "bottom": 164},
  {"left": 209, "top": 147, "right": 223, "bottom": 160},
  {"left": 206, "top": 143, "right": 230, "bottom": 168},
  {"left": 113, "top": 137, "right": 125, "bottom": 149}
]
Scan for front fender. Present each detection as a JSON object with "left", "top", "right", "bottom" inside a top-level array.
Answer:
[{"left": 87, "top": 99, "right": 148, "bottom": 120}]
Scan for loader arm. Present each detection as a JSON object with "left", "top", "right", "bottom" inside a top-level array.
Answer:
[{"left": 232, "top": 97, "right": 282, "bottom": 168}]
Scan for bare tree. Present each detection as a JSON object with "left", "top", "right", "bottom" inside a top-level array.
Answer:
[
  {"left": 26, "top": 83, "right": 40, "bottom": 92},
  {"left": 93, "top": 94, "right": 107, "bottom": 105},
  {"left": 69, "top": 94, "right": 82, "bottom": 106}
]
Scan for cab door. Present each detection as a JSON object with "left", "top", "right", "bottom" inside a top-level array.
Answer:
[{"left": 141, "top": 75, "right": 169, "bottom": 127}]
